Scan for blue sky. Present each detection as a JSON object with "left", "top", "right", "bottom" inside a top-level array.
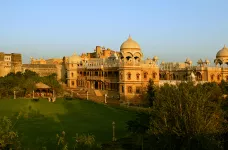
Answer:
[{"left": 0, "top": 0, "right": 227, "bottom": 64}]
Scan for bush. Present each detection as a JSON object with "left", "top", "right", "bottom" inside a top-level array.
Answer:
[
  {"left": 0, "top": 116, "right": 21, "bottom": 149},
  {"left": 56, "top": 131, "right": 101, "bottom": 150}
]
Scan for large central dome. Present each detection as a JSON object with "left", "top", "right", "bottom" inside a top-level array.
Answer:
[
  {"left": 216, "top": 45, "right": 228, "bottom": 58},
  {"left": 120, "top": 36, "right": 141, "bottom": 51}
]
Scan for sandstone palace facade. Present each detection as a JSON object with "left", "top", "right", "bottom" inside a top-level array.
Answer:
[
  {"left": 1, "top": 36, "right": 228, "bottom": 103},
  {"left": 63, "top": 36, "right": 159, "bottom": 103}
]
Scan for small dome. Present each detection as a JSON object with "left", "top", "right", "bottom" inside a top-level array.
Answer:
[
  {"left": 216, "top": 45, "right": 228, "bottom": 58},
  {"left": 120, "top": 35, "right": 141, "bottom": 51},
  {"left": 197, "top": 59, "right": 203, "bottom": 64},
  {"left": 153, "top": 56, "right": 158, "bottom": 60},
  {"left": 185, "top": 58, "right": 190, "bottom": 62},
  {"left": 205, "top": 59, "right": 210, "bottom": 64},
  {"left": 69, "top": 53, "right": 81, "bottom": 63},
  {"left": 110, "top": 52, "right": 118, "bottom": 59}
]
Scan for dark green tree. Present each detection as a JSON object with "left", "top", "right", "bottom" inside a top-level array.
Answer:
[
  {"left": 126, "top": 111, "right": 151, "bottom": 150},
  {"left": 219, "top": 79, "right": 228, "bottom": 94},
  {"left": 146, "top": 78, "right": 156, "bottom": 107},
  {"left": 41, "top": 73, "right": 62, "bottom": 95},
  {"left": 23, "top": 69, "right": 39, "bottom": 79},
  {"left": 149, "top": 82, "right": 224, "bottom": 149}
]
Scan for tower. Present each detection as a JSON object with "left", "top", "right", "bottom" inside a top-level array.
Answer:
[{"left": 119, "top": 35, "right": 143, "bottom": 103}]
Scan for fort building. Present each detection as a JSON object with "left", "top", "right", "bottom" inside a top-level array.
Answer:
[
  {"left": 21, "top": 57, "right": 64, "bottom": 80},
  {"left": 0, "top": 52, "right": 22, "bottom": 77}
]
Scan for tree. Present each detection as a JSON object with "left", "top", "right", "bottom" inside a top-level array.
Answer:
[
  {"left": 219, "top": 79, "right": 228, "bottom": 95},
  {"left": 149, "top": 82, "right": 224, "bottom": 149},
  {"left": 41, "top": 74, "right": 62, "bottom": 95},
  {"left": 23, "top": 69, "right": 39, "bottom": 79},
  {"left": 146, "top": 78, "right": 156, "bottom": 107},
  {"left": 22, "top": 78, "right": 37, "bottom": 95},
  {"left": 202, "top": 82, "right": 223, "bottom": 102},
  {"left": 126, "top": 111, "right": 151, "bottom": 150}
]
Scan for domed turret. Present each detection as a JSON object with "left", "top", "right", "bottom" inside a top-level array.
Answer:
[
  {"left": 120, "top": 35, "right": 141, "bottom": 51},
  {"left": 205, "top": 58, "right": 210, "bottom": 65},
  {"left": 109, "top": 52, "right": 119, "bottom": 60},
  {"left": 197, "top": 59, "right": 204, "bottom": 66},
  {"left": 153, "top": 56, "right": 158, "bottom": 61},
  {"left": 214, "top": 45, "right": 228, "bottom": 65},
  {"left": 161, "top": 61, "right": 165, "bottom": 65},
  {"left": 216, "top": 45, "right": 228, "bottom": 58},
  {"left": 69, "top": 53, "right": 81, "bottom": 63},
  {"left": 185, "top": 58, "right": 192, "bottom": 66},
  {"left": 119, "top": 35, "right": 143, "bottom": 63}
]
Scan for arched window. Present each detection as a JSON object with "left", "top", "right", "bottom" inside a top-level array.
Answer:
[
  {"left": 173, "top": 74, "right": 176, "bottom": 80},
  {"left": 144, "top": 72, "right": 148, "bottom": 79},
  {"left": 120, "top": 73, "right": 123, "bottom": 80},
  {"left": 136, "top": 87, "right": 141, "bottom": 94},
  {"left": 128, "top": 86, "right": 132, "bottom": 93},
  {"left": 127, "top": 72, "right": 131, "bottom": 80},
  {"left": 196, "top": 72, "right": 202, "bottom": 81},
  {"left": 211, "top": 74, "right": 214, "bottom": 81},
  {"left": 71, "top": 72, "right": 74, "bottom": 77},
  {"left": 217, "top": 74, "right": 221, "bottom": 81},
  {"left": 136, "top": 73, "right": 140, "bottom": 80},
  {"left": 169, "top": 74, "right": 172, "bottom": 80},
  {"left": 226, "top": 76, "right": 228, "bottom": 81},
  {"left": 71, "top": 81, "right": 75, "bottom": 86},
  {"left": 153, "top": 72, "right": 157, "bottom": 79},
  {"left": 176, "top": 75, "right": 179, "bottom": 80}
]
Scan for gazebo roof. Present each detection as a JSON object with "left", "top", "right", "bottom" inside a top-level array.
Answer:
[{"left": 35, "top": 82, "right": 51, "bottom": 89}]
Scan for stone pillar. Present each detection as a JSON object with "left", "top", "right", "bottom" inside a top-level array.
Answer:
[
  {"left": 104, "top": 94, "right": 107, "bottom": 104},
  {"left": 14, "top": 91, "right": 16, "bottom": 99},
  {"left": 112, "top": 121, "right": 116, "bottom": 141},
  {"left": 98, "top": 82, "right": 101, "bottom": 89}
]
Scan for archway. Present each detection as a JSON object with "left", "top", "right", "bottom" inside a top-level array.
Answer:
[{"left": 196, "top": 72, "right": 202, "bottom": 81}]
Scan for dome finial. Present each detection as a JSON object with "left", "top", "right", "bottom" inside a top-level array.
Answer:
[{"left": 128, "top": 34, "right": 132, "bottom": 40}]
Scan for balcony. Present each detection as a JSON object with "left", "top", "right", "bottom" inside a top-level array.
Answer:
[{"left": 86, "top": 76, "right": 104, "bottom": 81}]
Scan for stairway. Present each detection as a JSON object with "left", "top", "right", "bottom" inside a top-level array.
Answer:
[
  {"left": 94, "top": 90, "right": 103, "bottom": 96},
  {"left": 67, "top": 88, "right": 120, "bottom": 105}
]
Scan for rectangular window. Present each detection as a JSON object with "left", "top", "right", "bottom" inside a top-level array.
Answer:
[
  {"left": 122, "top": 86, "right": 124, "bottom": 93},
  {"left": 136, "top": 87, "right": 141, "bottom": 94},
  {"left": 71, "top": 81, "right": 75, "bottom": 86},
  {"left": 144, "top": 72, "right": 148, "bottom": 79},
  {"left": 153, "top": 73, "right": 156, "bottom": 79},
  {"left": 128, "top": 86, "right": 132, "bottom": 93}
]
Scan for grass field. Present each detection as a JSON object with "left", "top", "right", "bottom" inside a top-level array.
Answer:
[{"left": 0, "top": 98, "right": 136, "bottom": 149}]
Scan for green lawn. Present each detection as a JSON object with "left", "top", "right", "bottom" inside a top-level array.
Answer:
[{"left": 0, "top": 98, "right": 136, "bottom": 149}]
